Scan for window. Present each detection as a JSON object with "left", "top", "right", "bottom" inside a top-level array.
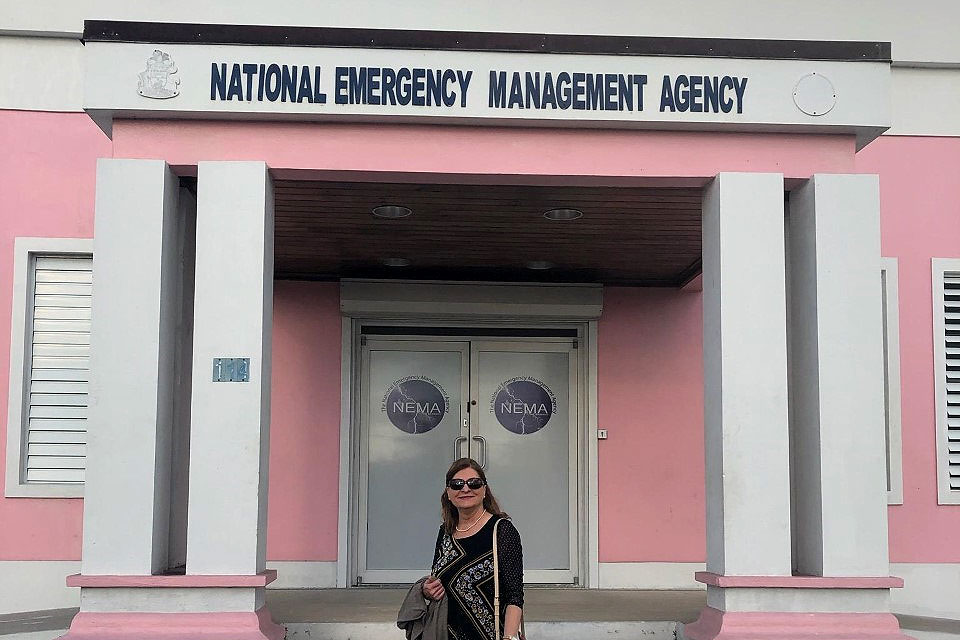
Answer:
[
  {"left": 5, "top": 238, "right": 92, "bottom": 498},
  {"left": 933, "top": 258, "right": 960, "bottom": 505},
  {"left": 881, "top": 258, "right": 903, "bottom": 504}
]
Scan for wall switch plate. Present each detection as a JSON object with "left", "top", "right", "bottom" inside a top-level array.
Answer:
[{"left": 597, "top": 429, "right": 608, "bottom": 440}]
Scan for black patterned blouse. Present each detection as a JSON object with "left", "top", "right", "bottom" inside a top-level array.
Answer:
[{"left": 431, "top": 515, "right": 524, "bottom": 640}]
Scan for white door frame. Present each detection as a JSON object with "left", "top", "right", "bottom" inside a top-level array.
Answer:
[{"left": 336, "top": 315, "right": 601, "bottom": 587}]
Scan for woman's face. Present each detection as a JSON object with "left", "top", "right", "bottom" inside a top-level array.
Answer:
[{"left": 447, "top": 467, "right": 486, "bottom": 511}]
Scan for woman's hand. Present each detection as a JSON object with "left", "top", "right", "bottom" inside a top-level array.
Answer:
[
  {"left": 422, "top": 575, "right": 445, "bottom": 601},
  {"left": 502, "top": 604, "right": 523, "bottom": 639}
]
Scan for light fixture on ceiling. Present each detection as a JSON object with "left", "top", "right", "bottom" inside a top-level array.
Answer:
[
  {"left": 382, "top": 257, "right": 411, "bottom": 267},
  {"left": 525, "top": 261, "right": 554, "bottom": 270},
  {"left": 372, "top": 205, "right": 413, "bottom": 219},
  {"left": 543, "top": 208, "right": 584, "bottom": 221}
]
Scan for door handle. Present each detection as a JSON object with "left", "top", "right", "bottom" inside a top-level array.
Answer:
[
  {"left": 472, "top": 435, "right": 487, "bottom": 469},
  {"left": 454, "top": 435, "right": 467, "bottom": 460}
]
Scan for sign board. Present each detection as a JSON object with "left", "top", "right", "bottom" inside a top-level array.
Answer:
[
  {"left": 84, "top": 41, "right": 890, "bottom": 143},
  {"left": 212, "top": 357, "right": 250, "bottom": 382}
]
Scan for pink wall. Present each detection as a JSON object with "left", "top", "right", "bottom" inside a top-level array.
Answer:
[
  {"left": 110, "top": 120, "right": 856, "bottom": 184},
  {"left": 3, "top": 110, "right": 957, "bottom": 567},
  {"left": 262, "top": 283, "right": 711, "bottom": 563},
  {"left": 597, "top": 287, "right": 706, "bottom": 561},
  {"left": 0, "top": 113, "right": 347, "bottom": 563},
  {"left": 856, "top": 136, "right": 960, "bottom": 563},
  {"left": 266, "top": 281, "right": 341, "bottom": 561},
  {"left": 594, "top": 138, "right": 960, "bottom": 564},
  {"left": 0, "top": 111, "right": 110, "bottom": 560}
]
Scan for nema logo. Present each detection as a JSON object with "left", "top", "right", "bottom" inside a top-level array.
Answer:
[
  {"left": 381, "top": 376, "right": 450, "bottom": 434},
  {"left": 491, "top": 377, "right": 557, "bottom": 435}
]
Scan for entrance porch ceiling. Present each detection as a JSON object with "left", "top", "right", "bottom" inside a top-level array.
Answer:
[{"left": 274, "top": 180, "right": 702, "bottom": 286}]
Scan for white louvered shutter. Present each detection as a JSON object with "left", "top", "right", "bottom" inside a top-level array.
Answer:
[
  {"left": 943, "top": 271, "right": 960, "bottom": 492},
  {"left": 24, "top": 256, "right": 91, "bottom": 483}
]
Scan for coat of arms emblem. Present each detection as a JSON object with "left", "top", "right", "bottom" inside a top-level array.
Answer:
[{"left": 138, "top": 50, "right": 180, "bottom": 99}]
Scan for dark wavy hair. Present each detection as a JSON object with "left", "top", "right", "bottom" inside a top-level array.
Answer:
[{"left": 441, "top": 458, "right": 507, "bottom": 535}]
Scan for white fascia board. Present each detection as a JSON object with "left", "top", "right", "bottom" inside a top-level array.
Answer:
[{"left": 82, "top": 40, "right": 891, "bottom": 146}]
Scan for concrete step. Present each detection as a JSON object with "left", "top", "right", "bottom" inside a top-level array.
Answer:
[
  {"left": 1, "top": 597, "right": 957, "bottom": 640},
  {"left": 0, "top": 621, "right": 680, "bottom": 640},
  {"left": 284, "top": 620, "right": 680, "bottom": 640},
  {"left": 273, "top": 588, "right": 697, "bottom": 640},
  {"left": 267, "top": 587, "right": 705, "bottom": 624}
]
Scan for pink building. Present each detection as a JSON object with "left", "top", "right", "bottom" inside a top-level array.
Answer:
[{"left": 2, "top": 4, "right": 958, "bottom": 640}]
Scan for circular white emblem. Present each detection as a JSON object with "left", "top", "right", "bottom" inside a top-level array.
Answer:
[{"left": 793, "top": 73, "right": 836, "bottom": 117}]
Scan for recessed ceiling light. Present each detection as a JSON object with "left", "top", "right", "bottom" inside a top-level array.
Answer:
[
  {"left": 372, "top": 205, "right": 413, "bottom": 219},
  {"left": 544, "top": 208, "right": 583, "bottom": 221},
  {"left": 383, "top": 257, "right": 411, "bottom": 267},
  {"left": 525, "top": 261, "right": 554, "bottom": 270}
]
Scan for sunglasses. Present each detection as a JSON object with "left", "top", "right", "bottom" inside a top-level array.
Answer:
[{"left": 447, "top": 478, "right": 486, "bottom": 491}]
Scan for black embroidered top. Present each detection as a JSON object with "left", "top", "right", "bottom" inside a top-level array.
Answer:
[{"left": 431, "top": 515, "right": 524, "bottom": 640}]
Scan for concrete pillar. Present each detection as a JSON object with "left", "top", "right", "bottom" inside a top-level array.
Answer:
[
  {"left": 701, "top": 172, "right": 793, "bottom": 578},
  {"left": 684, "top": 173, "right": 907, "bottom": 640},
  {"left": 82, "top": 159, "right": 181, "bottom": 576},
  {"left": 788, "top": 174, "right": 889, "bottom": 576},
  {"left": 186, "top": 161, "right": 274, "bottom": 576},
  {"left": 65, "top": 161, "right": 282, "bottom": 640}
]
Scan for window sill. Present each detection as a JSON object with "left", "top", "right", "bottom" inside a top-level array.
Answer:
[{"left": 4, "top": 482, "right": 84, "bottom": 498}]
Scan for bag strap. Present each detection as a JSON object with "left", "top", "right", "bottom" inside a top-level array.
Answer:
[{"left": 493, "top": 517, "right": 501, "bottom": 640}]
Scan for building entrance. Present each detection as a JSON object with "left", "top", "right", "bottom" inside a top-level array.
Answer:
[{"left": 355, "top": 334, "right": 579, "bottom": 585}]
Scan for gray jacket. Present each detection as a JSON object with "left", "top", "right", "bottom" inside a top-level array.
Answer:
[{"left": 397, "top": 577, "right": 448, "bottom": 640}]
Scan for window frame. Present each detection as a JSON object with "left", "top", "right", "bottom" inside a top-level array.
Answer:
[
  {"left": 881, "top": 257, "right": 903, "bottom": 505},
  {"left": 933, "top": 258, "right": 960, "bottom": 505},
  {"left": 5, "top": 237, "right": 92, "bottom": 498}
]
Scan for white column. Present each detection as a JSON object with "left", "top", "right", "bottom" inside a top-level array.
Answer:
[
  {"left": 186, "top": 162, "right": 274, "bottom": 576},
  {"left": 702, "top": 172, "right": 792, "bottom": 577},
  {"left": 788, "top": 174, "right": 889, "bottom": 576},
  {"left": 83, "top": 159, "right": 180, "bottom": 575}
]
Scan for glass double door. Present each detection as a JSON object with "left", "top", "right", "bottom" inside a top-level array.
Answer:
[{"left": 357, "top": 338, "right": 578, "bottom": 585}]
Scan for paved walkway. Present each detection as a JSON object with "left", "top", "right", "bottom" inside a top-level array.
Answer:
[{"left": 0, "top": 609, "right": 76, "bottom": 638}]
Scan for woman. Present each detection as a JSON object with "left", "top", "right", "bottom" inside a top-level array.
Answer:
[{"left": 422, "top": 458, "right": 524, "bottom": 640}]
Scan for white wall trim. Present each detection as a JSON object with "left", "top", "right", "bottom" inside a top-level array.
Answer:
[
  {"left": 5, "top": 4, "right": 960, "bottom": 67},
  {"left": 267, "top": 561, "right": 338, "bottom": 589},
  {"left": 340, "top": 280, "right": 603, "bottom": 320},
  {"left": 888, "top": 67, "right": 960, "bottom": 137},
  {"left": 336, "top": 319, "right": 354, "bottom": 587},
  {"left": 586, "top": 320, "right": 600, "bottom": 587},
  {"left": 932, "top": 258, "right": 960, "bottom": 504},
  {"left": 598, "top": 562, "right": 706, "bottom": 590},
  {"left": 0, "top": 560, "right": 80, "bottom": 614},
  {"left": 5, "top": 237, "right": 92, "bottom": 498},
  {"left": 891, "top": 562, "right": 960, "bottom": 619},
  {"left": 2, "top": 559, "right": 954, "bottom": 618},
  {"left": 0, "top": 36, "right": 85, "bottom": 113},
  {"left": 881, "top": 257, "right": 904, "bottom": 505}
]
